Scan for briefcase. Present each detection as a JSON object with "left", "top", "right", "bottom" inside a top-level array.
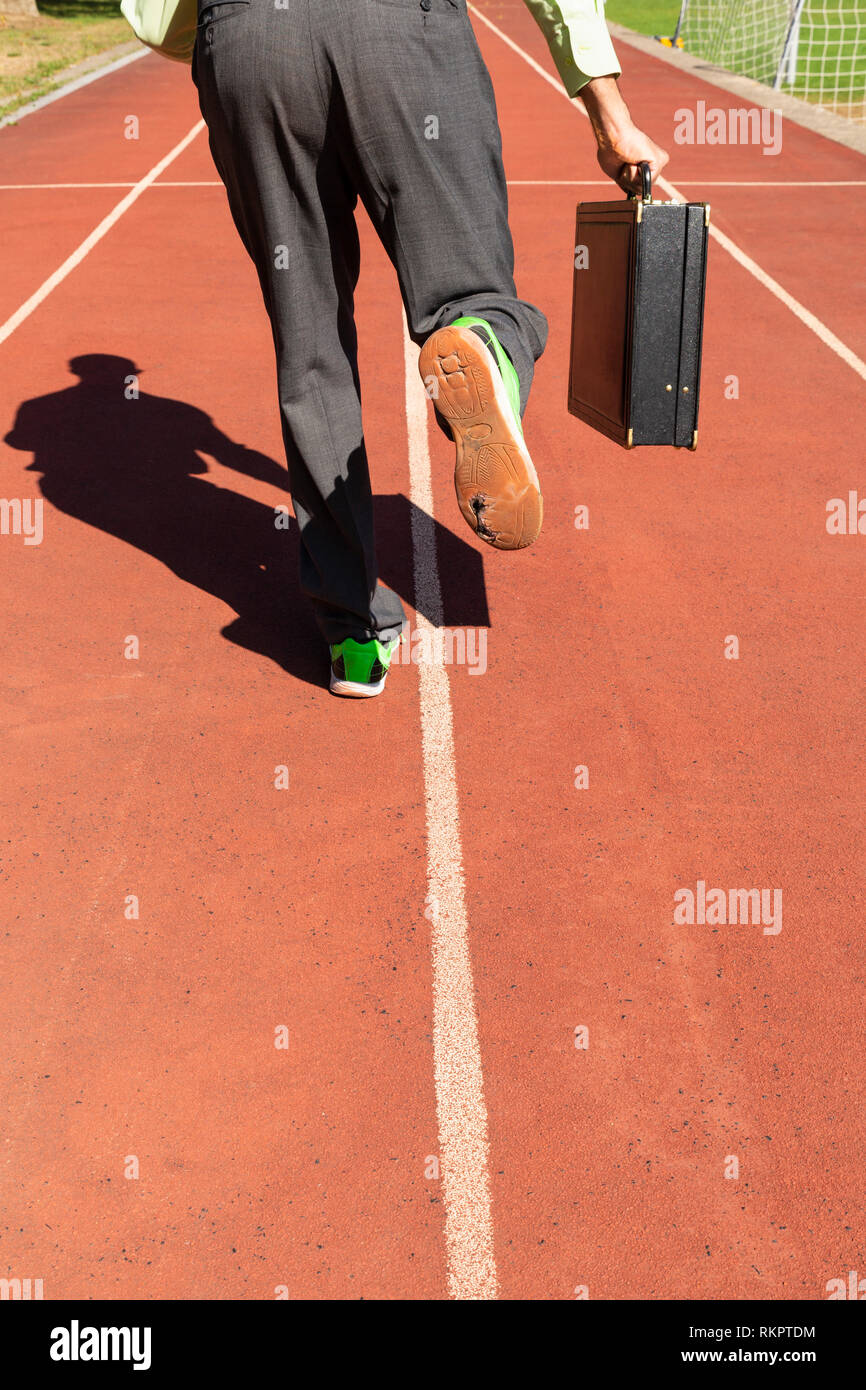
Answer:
[{"left": 567, "top": 163, "right": 709, "bottom": 450}]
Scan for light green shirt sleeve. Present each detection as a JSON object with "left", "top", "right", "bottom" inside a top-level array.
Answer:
[{"left": 521, "top": 1, "right": 621, "bottom": 96}]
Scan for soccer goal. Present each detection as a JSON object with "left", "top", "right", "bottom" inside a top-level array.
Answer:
[{"left": 671, "top": 0, "right": 866, "bottom": 121}]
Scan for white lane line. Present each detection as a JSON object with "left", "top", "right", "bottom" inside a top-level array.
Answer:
[
  {"left": 469, "top": 3, "right": 564, "bottom": 87},
  {"left": 668, "top": 180, "right": 866, "bottom": 187},
  {"left": 402, "top": 313, "right": 498, "bottom": 1301},
  {"left": 0, "top": 49, "right": 148, "bottom": 130},
  {"left": 4, "top": 178, "right": 864, "bottom": 191},
  {"left": 659, "top": 173, "right": 866, "bottom": 382},
  {"left": 0, "top": 121, "right": 205, "bottom": 349},
  {"left": 507, "top": 179, "right": 866, "bottom": 187},
  {"left": 468, "top": 4, "right": 866, "bottom": 383},
  {"left": 0, "top": 183, "right": 138, "bottom": 190},
  {"left": 0, "top": 181, "right": 221, "bottom": 189}
]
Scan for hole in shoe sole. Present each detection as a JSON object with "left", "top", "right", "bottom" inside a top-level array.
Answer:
[{"left": 470, "top": 493, "right": 497, "bottom": 541}]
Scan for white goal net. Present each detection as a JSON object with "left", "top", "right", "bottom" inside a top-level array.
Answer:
[{"left": 676, "top": 0, "right": 866, "bottom": 121}]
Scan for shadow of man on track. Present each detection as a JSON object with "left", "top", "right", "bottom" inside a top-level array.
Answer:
[
  {"left": 4, "top": 353, "right": 327, "bottom": 684},
  {"left": 4, "top": 354, "right": 489, "bottom": 688}
]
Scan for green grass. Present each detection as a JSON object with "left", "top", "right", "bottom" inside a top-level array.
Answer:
[
  {"left": 606, "top": 0, "right": 865, "bottom": 120},
  {"left": 783, "top": 1, "right": 865, "bottom": 116},
  {"left": 0, "top": 0, "right": 132, "bottom": 120},
  {"left": 605, "top": 2, "right": 683, "bottom": 38}
]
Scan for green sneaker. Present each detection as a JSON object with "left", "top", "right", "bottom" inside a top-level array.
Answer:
[
  {"left": 329, "top": 636, "right": 399, "bottom": 698},
  {"left": 418, "top": 315, "right": 542, "bottom": 550}
]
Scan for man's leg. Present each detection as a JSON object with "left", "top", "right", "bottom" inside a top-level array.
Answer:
[
  {"left": 321, "top": 0, "right": 548, "bottom": 547},
  {"left": 192, "top": 0, "right": 405, "bottom": 647},
  {"left": 321, "top": 0, "right": 547, "bottom": 412}
]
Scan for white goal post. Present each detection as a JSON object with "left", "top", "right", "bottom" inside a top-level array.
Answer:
[{"left": 670, "top": 0, "right": 866, "bottom": 122}]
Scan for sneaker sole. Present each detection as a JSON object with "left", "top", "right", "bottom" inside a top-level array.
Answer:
[
  {"left": 329, "top": 671, "right": 388, "bottom": 698},
  {"left": 419, "top": 325, "right": 542, "bottom": 550}
]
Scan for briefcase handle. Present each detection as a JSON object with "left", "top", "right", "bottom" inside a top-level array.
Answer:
[{"left": 618, "top": 161, "right": 653, "bottom": 203}]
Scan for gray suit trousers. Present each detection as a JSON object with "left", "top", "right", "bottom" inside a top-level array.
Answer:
[{"left": 193, "top": 0, "right": 547, "bottom": 644}]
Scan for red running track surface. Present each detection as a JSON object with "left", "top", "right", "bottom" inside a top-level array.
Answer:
[{"left": 0, "top": 0, "right": 864, "bottom": 1300}]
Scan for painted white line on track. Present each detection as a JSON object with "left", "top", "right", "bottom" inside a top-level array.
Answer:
[
  {"left": 468, "top": 4, "right": 866, "bottom": 383},
  {"left": 0, "top": 183, "right": 138, "bottom": 190},
  {"left": 507, "top": 180, "right": 866, "bottom": 187},
  {"left": 661, "top": 177, "right": 866, "bottom": 382},
  {"left": 0, "top": 121, "right": 205, "bottom": 349},
  {"left": 4, "top": 179, "right": 864, "bottom": 192},
  {"left": 665, "top": 181, "right": 866, "bottom": 187},
  {"left": 0, "top": 49, "right": 148, "bottom": 129},
  {"left": 402, "top": 313, "right": 498, "bottom": 1301},
  {"left": 0, "top": 182, "right": 221, "bottom": 190},
  {"left": 508, "top": 179, "right": 613, "bottom": 185}
]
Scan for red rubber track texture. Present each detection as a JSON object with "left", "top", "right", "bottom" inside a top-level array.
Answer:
[{"left": 0, "top": 1, "right": 864, "bottom": 1300}]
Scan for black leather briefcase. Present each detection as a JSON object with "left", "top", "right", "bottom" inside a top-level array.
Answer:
[{"left": 568, "top": 164, "right": 709, "bottom": 450}]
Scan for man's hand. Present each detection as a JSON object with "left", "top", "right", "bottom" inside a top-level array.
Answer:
[
  {"left": 594, "top": 122, "right": 669, "bottom": 194},
  {"left": 579, "top": 75, "right": 669, "bottom": 195}
]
